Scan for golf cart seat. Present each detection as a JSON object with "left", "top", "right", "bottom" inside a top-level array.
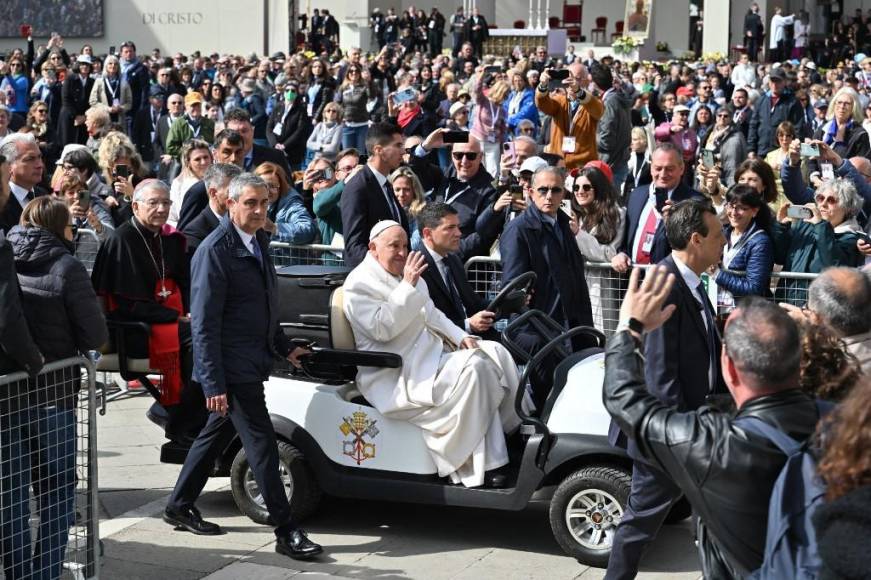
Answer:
[{"left": 294, "top": 286, "right": 401, "bottom": 393}]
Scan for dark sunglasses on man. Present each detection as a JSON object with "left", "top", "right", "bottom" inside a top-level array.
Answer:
[{"left": 452, "top": 151, "right": 478, "bottom": 161}]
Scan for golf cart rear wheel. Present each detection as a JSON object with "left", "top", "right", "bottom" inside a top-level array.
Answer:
[
  {"left": 549, "top": 466, "right": 631, "bottom": 567},
  {"left": 230, "top": 441, "right": 321, "bottom": 525}
]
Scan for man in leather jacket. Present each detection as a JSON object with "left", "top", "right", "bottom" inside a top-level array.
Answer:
[{"left": 604, "top": 267, "right": 821, "bottom": 579}]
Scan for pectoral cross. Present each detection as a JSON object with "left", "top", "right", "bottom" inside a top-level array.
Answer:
[{"left": 158, "top": 285, "right": 172, "bottom": 300}]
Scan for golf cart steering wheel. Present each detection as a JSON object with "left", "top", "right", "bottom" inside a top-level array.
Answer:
[{"left": 486, "top": 272, "right": 536, "bottom": 318}]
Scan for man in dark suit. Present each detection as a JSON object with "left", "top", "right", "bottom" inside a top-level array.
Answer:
[
  {"left": 181, "top": 163, "right": 241, "bottom": 262},
  {"left": 743, "top": 3, "right": 764, "bottom": 62},
  {"left": 224, "top": 108, "right": 291, "bottom": 176},
  {"left": 605, "top": 198, "right": 727, "bottom": 580},
  {"left": 340, "top": 122, "right": 409, "bottom": 268},
  {"left": 132, "top": 86, "right": 166, "bottom": 171},
  {"left": 0, "top": 134, "right": 48, "bottom": 234},
  {"left": 57, "top": 55, "right": 95, "bottom": 146},
  {"left": 176, "top": 130, "right": 245, "bottom": 232},
  {"left": 165, "top": 173, "right": 323, "bottom": 559},
  {"left": 611, "top": 143, "right": 702, "bottom": 275},
  {"left": 464, "top": 7, "right": 489, "bottom": 58},
  {"left": 413, "top": 128, "right": 513, "bottom": 260},
  {"left": 500, "top": 166, "right": 593, "bottom": 408},
  {"left": 418, "top": 202, "right": 498, "bottom": 340}
]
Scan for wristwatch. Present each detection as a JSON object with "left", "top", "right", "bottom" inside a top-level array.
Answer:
[{"left": 616, "top": 317, "right": 645, "bottom": 336}]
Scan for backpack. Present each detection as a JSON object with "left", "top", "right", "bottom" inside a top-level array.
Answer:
[{"left": 736, "top": 402, "right": 832, "bottom": 580}]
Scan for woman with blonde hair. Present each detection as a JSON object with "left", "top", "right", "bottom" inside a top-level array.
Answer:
[
  {"left": 88, "top": 53, "right": 132, "bottom": 124},
  {"left": 168, "top": 140, "right": 212, "bottom": 226},
  {"left": 389, "top": 166, "right": 426, "bottom": 251},
  {"left": 97, "top": 132, "right": 146, "bottom": 224},
  {"left": 470, "top": 70, "right": 510, "bottom": 176}
]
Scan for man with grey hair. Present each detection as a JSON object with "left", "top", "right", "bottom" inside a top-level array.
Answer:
[
  {"left": 181, "top": 163, "right": 243, "bottom": 260},
  {"left": 500, "top": 165, "right": 593, "bottom": 407},
  {"left": 0, "top": 133, "right": 47, "bottom": 233},
  {"left": 165, "top": 172, "right": 323, "bottom": 560},
  {"left": 91, "top": 178, "right": 198, "bottom": 439},
  {"left": 782, "top": 266, "right": 871, "bottom": 372}
]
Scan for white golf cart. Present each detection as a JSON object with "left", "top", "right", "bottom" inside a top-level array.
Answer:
[{"left": 150, "top": 266, "right": 687, "bottom": 567}]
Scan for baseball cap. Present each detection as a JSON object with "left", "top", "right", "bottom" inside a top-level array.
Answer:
[
  {"left": 448, "top": 102, "right": 467, "bottom": 117},
  {"left": 519, "top": 156, "right": 548, "bottom": 175},
  {"left": 184, "top": 91, "right": 204, "bottom": 107},
  {"left": 673, "top": 104, "right": 691, "bottom": 113},
  {"left": 768, "top": 68, "right": 786, "bottom": 81}
]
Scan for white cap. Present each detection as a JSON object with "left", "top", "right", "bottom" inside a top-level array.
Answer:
[
  {"left": 519, "top": 156, "right": 548, "bottom": 174},
  {"left": 369, "top": 220, "right": 402, "bottom": 241}
]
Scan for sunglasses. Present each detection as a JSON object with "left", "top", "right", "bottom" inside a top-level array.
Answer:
[
  {"left": 535, "top": 186, "right": 564, "bottom": 196},
  {"left": 452, "top": 151, "right": 478, "bottom": 161},
  {"left": 574, "top": 183, "right": 594, "bottom": 192},
  {"left": 814, "top": 194, "right": 839, "bottom": 205}
]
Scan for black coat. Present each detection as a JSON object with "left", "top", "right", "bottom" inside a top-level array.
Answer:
[
  {"left": 58, "top": 74, "right": 95, "bottom": 146},
  {"left": 420, "top": 246, "right": 486, "bottom": 331},
  {"left": 603, "top": 330, "right": 820, "bottom": 578},
  {"left": 266, "top": 98, "right": 312, "bottom": 168},
  {"left": 249, "top": 143, "right": 293, "bottom": 177},
  {"left": 132, "top": 106, "right": 162, "bottom": 162},
  {"left": 175, "top": 180, "right": 208, "bottom": 235},
  {"left": 410, "top": 155, "right": 504, "bottom": 259},
  {"left": 182, "top": 205, "right": 221, "bottom": 262},
  {"left": 500, "top": 202, "right": 593, "bottom": 332},
  {"left": 339, "top": 165, "right": 410, "bottom": 268},
  {"left": 748, "top": 91, "right": 805, "bottom": 155},
  {"left": 0, "top": 230, "right": 42, "bottom": 378},
  {"left": 809, "top": 122, "right": 871, "bottom": 176},
  {"left": 813, "top": 485, "right": 871, "bottom": 580},
  {"left": 0, "top": 188, "right": 49, "bottom": 235}
]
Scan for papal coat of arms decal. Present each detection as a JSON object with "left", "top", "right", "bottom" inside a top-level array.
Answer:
[{"left": 339, "top": 410, "right": 379, "bottom": 464}]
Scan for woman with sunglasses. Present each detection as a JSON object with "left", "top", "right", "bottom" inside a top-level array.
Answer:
[
  {"left": 27, "top": 101, "right": 61, "bottom": 168},
  {"left": 699, "top": 108, "right": 746, "bottom": 188},
  {"left": 773, "top": 177, "right": 865, "bottom": 303},
  {"left": 713, "top": 185, "right": 774, "bottom": 311},
  {"left": 335, "top": 64, "right": 372, "bottom": 151},
  {"left": 568, "top": 166, "right": 625, "bottom": 332},
  {"left": 30, "top": 62, "right": 63, "bottom": 126}
]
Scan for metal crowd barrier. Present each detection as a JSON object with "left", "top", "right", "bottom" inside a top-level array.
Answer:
[
  {"left": 268, "top": 242, "right": 345, "bottom": 267},
  {"left": 463, "top": 257, "right": 820, "bottom": 337},
  {"left": 265, "top": 244, "right": 820, "bottom": 337},
  {"left": 73, "top": 229, "right": 102, "bottom": 275},
  {"left": 0, "top": 357, "right": 99, "bottom": 580}
]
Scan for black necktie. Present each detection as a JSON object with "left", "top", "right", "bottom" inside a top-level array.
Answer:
[
  {"left": 442, "top": 261, "right": 466, "bottom": 317},
  {"left": 383, "top": 181, "right": 401, "bottom": 222},
  {"left": 696, "top": 282, "right": 719, "bottom": 390},
  {"left": 25, "top": 191, "right": 35, "bottom": 203}
]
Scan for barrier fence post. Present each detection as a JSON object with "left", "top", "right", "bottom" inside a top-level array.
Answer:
[{"left": 0, "top": 357, "right": 99, "bottom": 579}]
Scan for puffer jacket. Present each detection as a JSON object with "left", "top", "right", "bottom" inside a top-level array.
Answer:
[
  {"left": 7, "top": 226, "right": 107, "bottom": 405},
  {"left": 604, "top": 331, "right": 820, "bottom": 579}
]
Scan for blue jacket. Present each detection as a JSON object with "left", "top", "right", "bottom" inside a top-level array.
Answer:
[
  {"left": 272, "top": 188, "right": 318, "bottom": 244},
  {"left": 715, "top": 223, "right": 774, "bottom": 297},
  {"left": 504, "top": 88, "right": 539, "bottom": 133},
  {"left": 191, "top": 216, "right": 293, "bottom": 396},
  {"left": 500, "top": 202, "right": 593, "bottom": 330}
]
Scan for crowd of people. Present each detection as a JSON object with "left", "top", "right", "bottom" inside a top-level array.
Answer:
[{"left": 1, "top": 6, "right": 871, "bottom": 579}]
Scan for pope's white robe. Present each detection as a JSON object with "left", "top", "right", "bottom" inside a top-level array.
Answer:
[{"left": 343, "top": 253, "right": 526, "bottom": 487}]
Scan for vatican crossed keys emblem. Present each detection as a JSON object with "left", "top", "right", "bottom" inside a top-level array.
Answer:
[{"left": 339, "top": 411, "right": 379, "bottom": 465}]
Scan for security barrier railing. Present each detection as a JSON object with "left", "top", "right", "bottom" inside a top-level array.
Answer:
[
  {"left": 268, "top": 242, "right": 345, "bottom": 267},
  {"left": 0, "top": 357, "right": 99, "bottom": 580},
  {"left": 73, "top": 229, "right": 101, "bottom": 275}
]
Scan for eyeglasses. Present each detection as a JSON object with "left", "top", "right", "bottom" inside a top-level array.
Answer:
[
  {"left": 716, "top": 112, "right": 730, "bottom": 118},
  {"left": 61, "top": 164, "right": 79, "bottom": 172},
  {"left": 814, "top": 194, "right": 839, "bottom": 205},
  {"left": 574, "top": 183, "right": 593, "bottom": 192},
  {"left": 520, "top": 127, "right": 535, "bottom": 133},
  {"left": 9, "top": 63, "right": 22, "bottom": 68},
  {"left": 141, "top": 199, "right": 172, "bottom": 208},
  {"left": 347, "top": 69, "right": 360, "bottom": 74},
  {"left": 404, "top": 147, "right": 416, "bottom": 155},
  {"left": 452, "top": 151, "right": 478, "bottom": 161},
  {"left": 535, "top": 186, "right": 564, "bottom": 196},
  {"left": 35, "top": 109, "right": 47, "bottom": 114}
]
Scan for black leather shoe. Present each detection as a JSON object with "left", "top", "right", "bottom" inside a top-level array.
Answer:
[
  {"left": 276, "top": 529, "right": 323, "bottom": 560},
  {"left": 484, "top": 470, "right": 508, "bottom": 488},
  {"left": 163, "top": 506, "right": 223, "bottom": 535}
]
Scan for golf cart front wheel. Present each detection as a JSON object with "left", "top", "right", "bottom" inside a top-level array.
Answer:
[
  {"left": 549, "top": 466, "right": 631, "bottom": 567},
  {"left": 230, "top": 441, "right": 321, "bottom": 525}
]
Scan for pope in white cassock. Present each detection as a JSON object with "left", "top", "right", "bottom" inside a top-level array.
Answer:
[{"left": 342, "top": 220, "right": 530, "bottom": 488}]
